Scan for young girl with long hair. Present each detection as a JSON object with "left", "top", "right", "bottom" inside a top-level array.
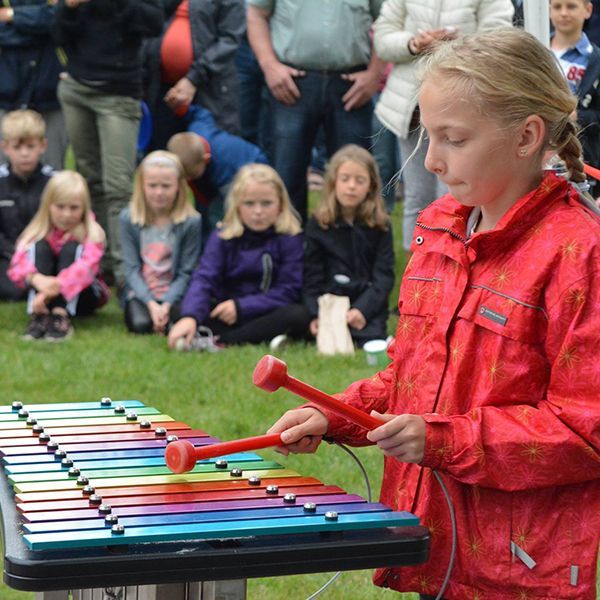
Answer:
[
  {"left": 119, "top": 151, "right": 201, "bottom": 335},
  {"left": 268, "top": 29, "right": 600, "bottom": 599},
  {"left": 8, "top": 170, "right": 108, "bottom": 341},
  {"left": 303, "top": 144, "right": 395, "bottom": 347},
  {"left": 167, "top": 163, "right": 308, "bottom": 350}
]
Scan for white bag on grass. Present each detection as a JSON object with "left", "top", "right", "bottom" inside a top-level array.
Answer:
[{"left": 316, "top": 293, "right": 354, "bottom": 356}]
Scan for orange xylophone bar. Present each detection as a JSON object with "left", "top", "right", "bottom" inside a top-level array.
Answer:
[{"left": 166, "top": 355, "right": 383, "bottom": 473}]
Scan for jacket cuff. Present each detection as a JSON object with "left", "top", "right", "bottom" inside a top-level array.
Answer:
[{"left": 421, "top": 413, "right": 453, "bottom": 469}]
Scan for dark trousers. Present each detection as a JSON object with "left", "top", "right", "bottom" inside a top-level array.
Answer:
[
  {"left": 268, "top": 69, "right": 373, "bottom": 221},
  {"left": 0, "top": 257, "right": 27, "bottom": 301},
  {"left": 32, "top": 239, "right": 99, "bottom": 316},
  {"left": 124, "top": 297, "right": 181, "bottom": 334},
  {"left": 203, "top": 303, "right": 311, "bottom": 345}
]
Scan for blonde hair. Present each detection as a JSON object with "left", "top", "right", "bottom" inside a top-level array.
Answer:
[
  {"left": 1, "top": 109, "right": 46, "bottom": 143},
  {"left": 167, "top": 132, "right": 208, "bottom": 179},
  {"left": 219, "top": 163, "right": 302, "bottom": 239},
  {"left": 18, "top": 171, "right": 104, "bottom": 247},
  {"left": 129, "top": 150, "right": 198, "bottom": 226},
  {"left": 314, "top": 144, "right": 389, "bottom": 230},
  {"left": 420, "top": 28, "right": 586, "bottom": 183}
]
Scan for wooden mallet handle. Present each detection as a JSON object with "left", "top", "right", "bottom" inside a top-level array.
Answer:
[
  {"left": 253, "top": 354, "right": 382, "bottom": 431},
  {"left": 165, "top": 433, "right": 282, "bottom": 473}
]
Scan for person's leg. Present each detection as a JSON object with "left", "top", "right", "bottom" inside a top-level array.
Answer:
[
  {"left": 124, "top": 297, "right": 153, "bottom": 334},
  {"left": 0, "top": 258, "right": 27, "bottom": 301},
  {"left": 95, "top": 93, "right": 141, "bottom": 286},
  {"left": 325, "top": 74, "right": 374, "bottom": 156},
  {"left": 41, "top": 108, "right": 68, "bottom": 170},
  {"left": 398, "top": 132, "right": 446, "bottom": 251},
  {"left": 149, "top": 84, "right": 186, "bottom": 152},
  {"left": 267, "top": 72, "right": 321, "bottom": 222},
  {"left": 214, "top": 304, "right": 311, "bottom": 345},
  {"left": 57, "top": 78, "right": 104, "bottom": 227},
  {"left": 371, "top": 100, "right": 400, "bottom": 213}
]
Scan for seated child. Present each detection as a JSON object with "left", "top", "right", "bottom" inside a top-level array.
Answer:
[
  {"left": 8, "top": 170, "right": 108, "bottom": 341},
  {"left": 167, "top": 105, "right": 268, "bottom": 242},
  {"left": 119, "top": 151, "right": 202, "bottom": 335},
  {"left": 303, "top": 144, "right": 395, "bottom": 347},
  {"left": 167, "top": 163, "right": 309, "bottom": 350},
  {"left": 550, "top": 0, "right": 600, "bottom": 172},
  {"left": 0, "top": 109, "right": 54, "bottom": 300}
]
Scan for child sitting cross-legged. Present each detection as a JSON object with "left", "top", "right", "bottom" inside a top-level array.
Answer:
[
  {"left": 167, "top": 163, "right": 309, "bottom": 351},
  {"left": 8, "top": 170, "right": 108, "bottom": 341}
]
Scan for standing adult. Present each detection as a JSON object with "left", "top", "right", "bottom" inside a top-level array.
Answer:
[
  {"left": 52, "top": 0, "right": 163, "bottom": 286},
  {"left": 143, "top": 0, "right": 245, "bottom": 151},
  {"left": 247, "top": 0, "right": 385, "bottom": 222},
  {"left": 0, "top": 0, "right": 67, "bottom": 170},
  {"left": 374, "top": 0, "right": 514, "bottom": 255}
]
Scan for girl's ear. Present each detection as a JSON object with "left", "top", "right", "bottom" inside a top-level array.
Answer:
[{"left": 517, "top": 115, "right": 546, "bottom": 158}]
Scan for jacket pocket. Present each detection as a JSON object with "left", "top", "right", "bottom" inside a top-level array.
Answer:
[
  {"left": 457, "top": 285, "right": 547, "bottom": 345},
  {"left": 399, "top": 275, "right": 443, "bottom": 317}
]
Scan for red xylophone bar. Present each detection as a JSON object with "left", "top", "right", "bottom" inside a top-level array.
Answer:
[{"left": 253, "top": 354, "right": 382, "bottom": 430}]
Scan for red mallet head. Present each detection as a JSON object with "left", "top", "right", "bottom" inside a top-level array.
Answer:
[
  {"left": 165, "top": 440, "right": 197, "bottom": 473},
  {"left": 253, "top": 354, "right": 289, "bottom": 392}
]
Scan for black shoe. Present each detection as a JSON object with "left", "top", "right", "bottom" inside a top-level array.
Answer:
[
  {"left": 45, "top": 313, "right": 73, "bottom": 342},
  {"left": 22, "top": 314, "right": 49, "bottom": 341}
]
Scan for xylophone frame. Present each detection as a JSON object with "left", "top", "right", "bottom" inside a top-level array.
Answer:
[{"left": 1, "top": 458, "right": 429, "bottom": 599}]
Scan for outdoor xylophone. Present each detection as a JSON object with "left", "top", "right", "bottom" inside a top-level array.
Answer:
[{"left": 0, "top": 364, "right": 429, "bottom": 599}]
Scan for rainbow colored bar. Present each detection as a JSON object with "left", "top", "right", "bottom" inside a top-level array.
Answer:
[{"left": 0, "top": 400, "right": 419, "bottom": 552}]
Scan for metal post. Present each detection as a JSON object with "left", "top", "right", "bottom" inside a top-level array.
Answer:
[{"left": 523, "top": 0, "right": 550, "bottom": 46}]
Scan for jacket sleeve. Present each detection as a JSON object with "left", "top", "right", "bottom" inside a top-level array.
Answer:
[
  {"left": 475, "top": 0, "right": 514, "bottom": 30},
  {"left": 119, "top": 210, "right": 153, "bottom": 304},
  {"left": 7, "top": 245, "right": 36, "bottom": 288},
  {"left": 185, "top": 0, "right": 245, "bottom": 89},
  {"left": 421, "top": 269, "right": 600, "bottom": 491},
  {"left": 236, "top": 233, "right": 303, "bottom": 320},
  {"left": 180, "top": 230, "right": 224, "bottom": 323},
  {"left": 11, "top": 3, "right": 56, "bottom": 36},
  {"left": 162, "top": 215, "right": 202, "bottom": 305},
  {"left": 57, "top": 240, "right": 104, "bottom": 301},
  {"left": 373, "top": 0, "right": 413, "bottom": 65},
  {"left": 302, "top": 219, "right": 328, "bottom": 319},
  {"left": 351, "top": 227, "right": 395, "bottom": 321},
  {"left": 120, "top": 0, "right": 164, "bottom": 36}
]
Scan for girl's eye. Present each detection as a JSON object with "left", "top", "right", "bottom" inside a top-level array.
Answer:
[{"left": 446, "top": 137, "right": 465, "bottom": 146}]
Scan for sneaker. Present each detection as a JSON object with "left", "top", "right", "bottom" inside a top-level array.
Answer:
[
  {"left": 22, "top": 314, "right": 49, "bottom": 341},
  {"left": 188, "top": 326, "right": 222, "bottom": 352},
  {"left": 45, "top": 313, "right": 73, "bottom": 342},
  {"left": 269, "top": 334, "right": 288, "bottom": 351}
]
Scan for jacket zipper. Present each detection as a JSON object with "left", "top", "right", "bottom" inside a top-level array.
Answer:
[{"left": 415, "top": 221, "right": 468, "bottom": 245}]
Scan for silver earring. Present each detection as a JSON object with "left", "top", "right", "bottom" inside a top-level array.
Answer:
[{"left": 519, "top": 149, "right": 528, "bottom": 156}]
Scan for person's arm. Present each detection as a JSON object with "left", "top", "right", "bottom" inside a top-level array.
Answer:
[
  {"left": 475, "top": 0, "right": 515, "bottom": 30},
  {"left": 351, "top": 227, "right": 395, "bottom": 321},
  {"left": 179, "top": 230, "right": 225, "bottom": 323},
  {"left": 56, "top": 239, "right": 104, "bottom": 301},
  {"left": 162, "top": 215, "right": 202, "bottom": 305},
  {"left": 0, "top": 2, "right": 56, "bottom": 35},
  {"left": 373, "top": 0, "right": 413, "bottom": 64},
  {"left": 246, "top": 4, "right": 305, "bottom": 105},
  {"left": 235, "top": 233, "right": 304, "bottom": 320},
  {"left": 7, "top": 245, "right": 37, "bottom": 288},
  {"left": 341, "top": 46, "right": 386, "bottom": 111},
  {"left": 119, "top": 211, "right": 153, "bottom": 304}
]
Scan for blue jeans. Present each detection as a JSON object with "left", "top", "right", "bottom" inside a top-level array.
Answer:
[
  {"left": 268, "top": 69, "right": 373, "bottom": 221},
  {"left": 371, "top": 102, "right": 400, "bottom": 213}
]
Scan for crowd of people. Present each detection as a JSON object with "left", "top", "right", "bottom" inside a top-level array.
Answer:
[{"left": 1, "top": 3, "right": 600, "bottom": 600}]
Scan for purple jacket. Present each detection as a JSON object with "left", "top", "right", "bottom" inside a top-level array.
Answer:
[{"left": 181, "top": 227, "right": 303, "bottom": 324}]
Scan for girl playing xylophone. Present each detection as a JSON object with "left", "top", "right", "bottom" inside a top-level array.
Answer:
[
  {"left": 120, "top": 151, "right": 201, "bottom": 335},
  {"left": 8, "top": 171, "right": 108, "bottom": 341},
  {"left": 267, "top": 29, "right": 600, "bottom": 600}
]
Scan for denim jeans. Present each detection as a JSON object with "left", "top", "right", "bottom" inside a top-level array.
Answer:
[
  {"left": 57, "top": 76, "right": 140, "bottom": 284},
  {"left": 268, "top": 69, "right": 373, "bottom": 221}
]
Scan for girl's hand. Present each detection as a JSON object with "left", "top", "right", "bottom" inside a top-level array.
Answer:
[
  {"left": 210, "top": 300, "right": 237, "bottom": 325},
  {"left": 167, "top": 316, "right": 197, "bottom": 349},
  {"left": 366, "top": 411, "right": 426, "bottom": 464},
  {"left": 31, "top": 292, "right": 49, "bottom": 315},
  {"left": 31, "top": 274, "right": 61, "bottom": 299},
  {"left": 267, "top": 407, "right": 329, "bottom": 456},
  {"left": 346, "top": 308, "right": 366, "bottom": 330},
  {"left": 409, "top": 26, "right": 457, "bottom": 55},
  {"left": 309, "top": 318, "right": 319, "bottom": 337}
]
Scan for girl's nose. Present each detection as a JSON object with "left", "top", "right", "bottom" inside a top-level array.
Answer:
[{"left": 424, "top": 145, "right": 444, "bottom": 176}]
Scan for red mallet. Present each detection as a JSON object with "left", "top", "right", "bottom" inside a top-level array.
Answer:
[
  {"left": 165, "top": 433, "right": 283, "bottom": 473},
  {"left": 253, "top": 354, "right": 382, "bottom": 431}
]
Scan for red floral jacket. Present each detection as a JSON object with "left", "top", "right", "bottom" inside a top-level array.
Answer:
[{"left": 324, "top": 172, "right": 600, "bottom": 600}]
